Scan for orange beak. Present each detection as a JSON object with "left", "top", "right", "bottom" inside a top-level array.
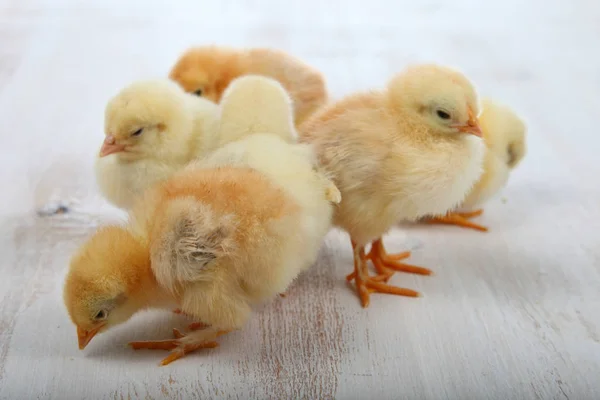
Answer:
[
  {"left": 453, "top": 109, "right": 482, "bottom": 137},
  {"left": 77, "top": 325, "right": 104, "bottom": 350},
  {"left": 99, "top": 135, "right": 126, "bottom": 157}
]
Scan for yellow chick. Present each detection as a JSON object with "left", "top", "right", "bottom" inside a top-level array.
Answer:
[
  {"left": 168, "top": 45, "right": 328, "bottom": 126},
  {"left": 300, "top": 64, "right": 485, "bottom": 307},
  {"left": 425, "top": 98, "right": 527, "bottom": 231},
  {"left": 63, "top": 75, "right": 340, "bottom": 366},
  {"left": 95, "top": 79, "right": 219, "bottom": 209},
  {"left": 215, "top": 74, "right": 297, "bottom": 147}
]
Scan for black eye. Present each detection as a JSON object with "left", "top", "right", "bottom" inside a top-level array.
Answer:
[
  {"left": 193, "top": 89, "right": 203, "bottom": 96},
  {"left": 94, "top": 310, "right": 107, "bottom": 320},
  {"left": 131, "top": 128, "right": 143, "bottom": 137},
  {"left": 436, "top": 110, "right": 451, "bottom": 120}
]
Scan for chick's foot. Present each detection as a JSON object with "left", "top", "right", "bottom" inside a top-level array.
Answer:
[
  {"left": 346, "top": 241, "right": 420, "bottom": 307},
  {"left": 425, "top": 209, "right": 488, "bottom": 232},
  {"left": 361, "top": 238, "right": 432, "bottom": 282},
  {"left": 129, "top": 328, "right": 226, "bottom": 366},
  {"left": 172, "top": 309, "right": 210, "bottom": 331},
  {"left": 188, "top": 322, "right": 210, "bottom": 331}
]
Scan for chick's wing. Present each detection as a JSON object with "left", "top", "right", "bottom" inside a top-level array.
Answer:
[{"left": 150, "top": 198, "right": 236, "bottom": 292}]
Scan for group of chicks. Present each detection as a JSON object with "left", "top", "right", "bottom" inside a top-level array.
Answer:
[{"left": 63, "top": 46, "right": 527, "bottom": 366}]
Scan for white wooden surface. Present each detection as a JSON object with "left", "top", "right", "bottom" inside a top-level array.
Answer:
[{"left": 1, "top": 0, "right": 599, "bottom": 398}]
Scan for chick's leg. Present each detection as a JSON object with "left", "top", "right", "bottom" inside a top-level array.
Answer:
[
  {"left": 364, "top": 238, "right": 432, "bottom": 282},
  {"left": 172, "top": 308, "right": 210, "bottom": 331},
  {"left": 129, "top": 327, "right": 229, "bottom": 366},
  {"left": 346, "top": 241, "right": 420, "bottom": 308},
  {"left": 425, "top": 209, "right": 488, "bottom": 232}
]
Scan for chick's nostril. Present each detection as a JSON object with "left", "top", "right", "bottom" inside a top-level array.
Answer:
[{"left": 105, "top": 135, "right": 116, "bottom": 144}]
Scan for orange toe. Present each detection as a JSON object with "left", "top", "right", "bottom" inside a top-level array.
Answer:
[
  {"left": 160, "top": 342, "right": 219, "bottom": 366},
  {"left": 367, "top": 239, "right": 432, "bottom": 279},
  {"left": 348, "top": 240, "right": 422, "bottom": 307},
  {"left": 129, "top": 339, "right": 178, "bottom": 351},
  {"left": 426, "top": 210, "right": 488, "bottom": 232}
]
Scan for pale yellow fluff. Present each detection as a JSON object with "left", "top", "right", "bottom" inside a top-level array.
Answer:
[
  {"left": 216, "top": 75, "right": 297, "bottom": 147},
  {"left": 94, "top": 79, "right": 220, "bottom": 209},
  {"left": 459, "top": 98, "right": 527, "bottom": 211},
  {"left": 300, "top": 64, "right": 485, "bottom": 245},
  {"left": 63, "top": 74, "right": 339, "bottom": 364}
]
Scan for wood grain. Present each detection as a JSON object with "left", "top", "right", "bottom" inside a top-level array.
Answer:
[{"left": 1, "top": 0, "right": 599, "bottom": 398}]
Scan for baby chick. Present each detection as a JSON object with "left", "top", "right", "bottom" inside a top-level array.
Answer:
[
  {"left": 215, "top": 74, "right": 297, "bottom": 147},
  {"left": 168, "top": 45, "right": 328, "bottom": 126},
  {"left": 95, "top": 79, "right": 219, "bottom": 209},
  {"left": 63, "top": 75, "right": 340, "bottom": 366},
  {"left": 300, "top": 64, "right": 485, "bottom": 307},
  {"left": 425, "top": 98, "right": 527, "bottom": 231}
]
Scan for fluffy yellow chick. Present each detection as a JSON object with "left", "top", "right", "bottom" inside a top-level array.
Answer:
[
  {"left": 300, "top": 64, "right": 485, "bottom": 307},
  {"left": 95, "top": 79, "right": 219, "bottom": 209},
  {"left": 215, "top": 74, "right": 297, "bottom": 147},
  {"left": 168, "top": 46, "right": 328, "bottom": 126},
  {"left": 425, "top": 98, "right": 527, "bottom": 231},
  {"left": 63, "top": 75, "right": 340, "bottom": 366}
]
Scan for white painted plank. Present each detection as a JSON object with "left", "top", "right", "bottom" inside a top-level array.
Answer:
[{"left": 0, "top": 0, "right": 599, "bottom": 398}]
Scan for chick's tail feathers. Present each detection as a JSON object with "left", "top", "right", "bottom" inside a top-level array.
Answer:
[{"left": 217, "top": 75, "right": 297, "bottom": 147}]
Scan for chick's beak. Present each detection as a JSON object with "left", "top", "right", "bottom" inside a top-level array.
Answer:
[
  {"left": 77, "top": 325, "right": 103, "bottom": 350},
  {"left": 454, "top": 109, "right": 482, "bottom": 137},
  {"left": 99, "top": 135, "right": 126, "bottom": 157}
]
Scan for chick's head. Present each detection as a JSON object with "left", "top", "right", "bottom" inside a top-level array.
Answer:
[
  {"left": 63, "top": 226, "right": 151, "bottom": 350},
  {"left": 169, "top": 46, "right": 241, "bottom": 103},
  {"left": 389, "top": 64, "right": 482, "bottom": 138},
  {"left": 101, "top": 79, "right": 194, "bottom": 162}
]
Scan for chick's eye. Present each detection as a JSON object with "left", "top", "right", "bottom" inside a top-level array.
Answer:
[
  {"left": 94, "top": 310, "right": 107, "bottom": 320},
  {"left": 131, "top": 128, "right": 143, "bottom": 137},
  {"left": 436, "top": 110, "right": 451, "bottom": 120},
  {"left": 193, "top": 89, "right": 203, "bottom": 96}
]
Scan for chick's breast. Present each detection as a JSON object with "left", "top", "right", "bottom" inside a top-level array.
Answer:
[{"left": 94, "top": 156, "right": 178, "bottom": 210}]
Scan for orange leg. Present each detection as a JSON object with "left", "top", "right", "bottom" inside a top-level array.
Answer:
[
  {"left": 129, "top": 329, "right": 229, "bottom": 366},
  {"left": 188, "top": 322, "right": 210, "bottom": 331},
  {"left": 346, "top": 241, "right": 420, "bottom": 308},
  {"left": 173, "top": 309, "right": 209, "bottom": 331},
  {"left": 425, "top": 209, "right": 488, "bottom": 232}
]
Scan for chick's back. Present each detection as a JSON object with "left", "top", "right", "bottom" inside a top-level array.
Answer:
[
  {"left": 245, "top": 48, "right": 328, "bottom": 124},
  {"left": 136, "top": 166, "right": 304, "bottom": 305},
  {"left": 169, "top": 46, "right": 327, "bottom": 126}
]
